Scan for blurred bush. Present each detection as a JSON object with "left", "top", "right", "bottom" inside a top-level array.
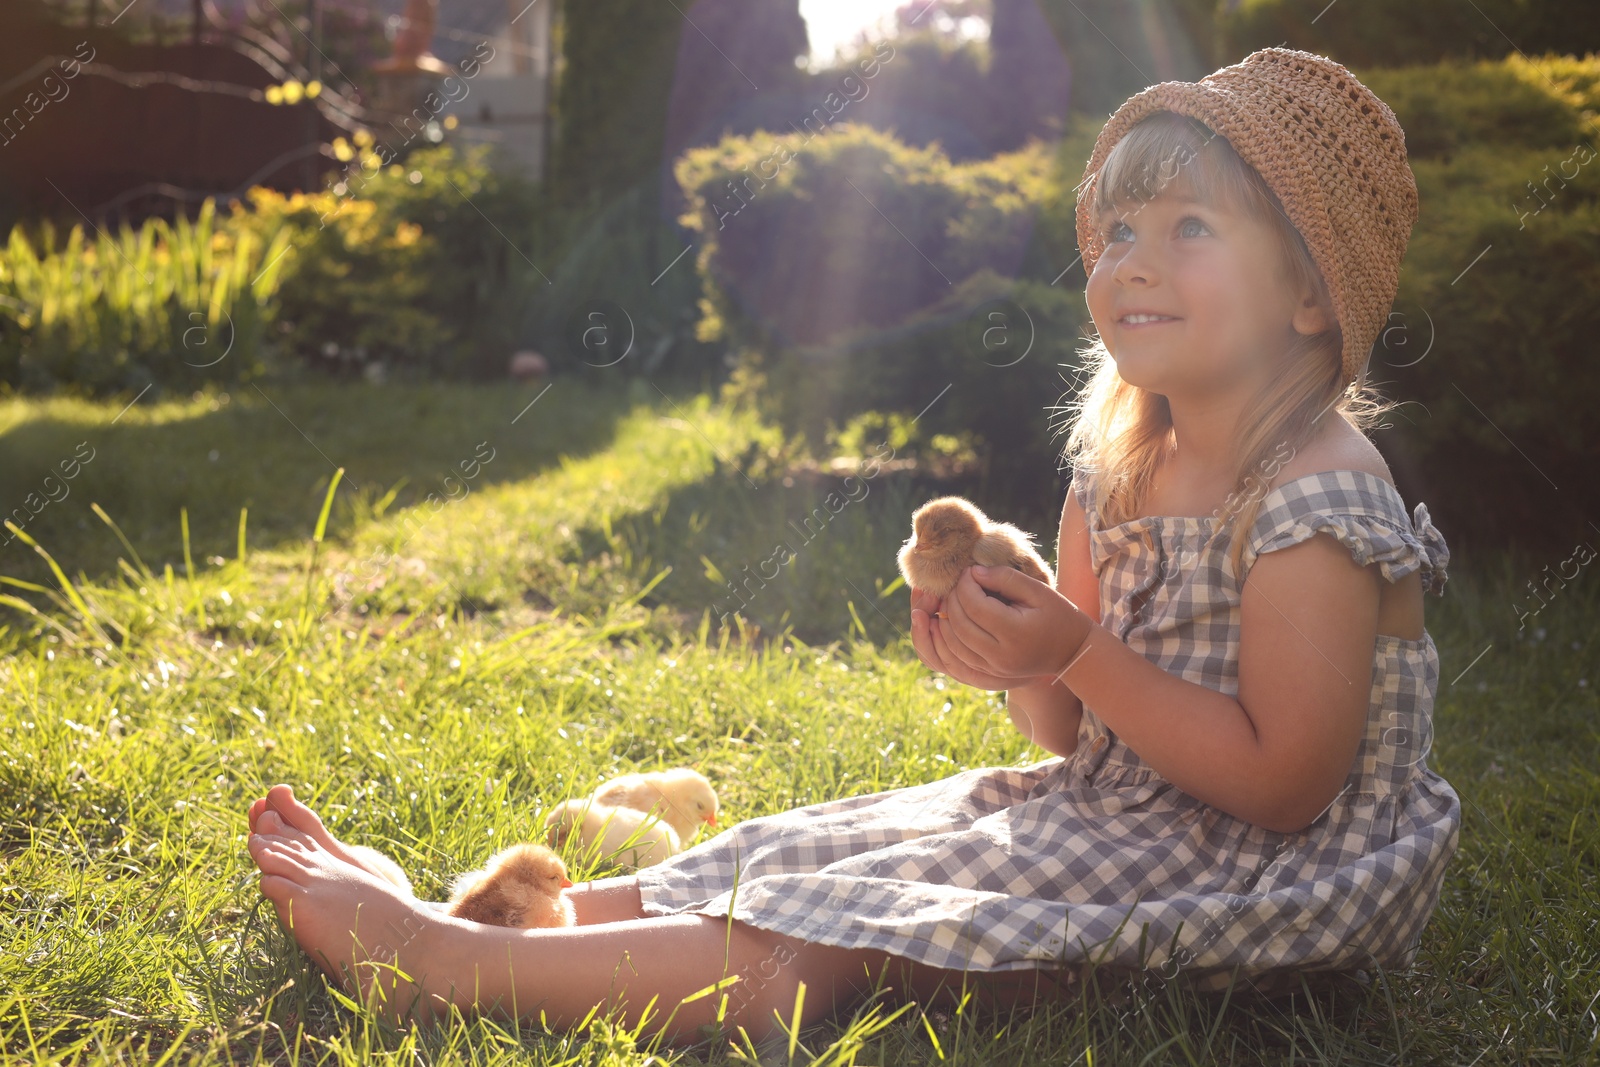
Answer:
[
  {"left": 679, "top": 122, "right": 1088, "bottom": 520},
  {"left": 676, "top": 122, "right": 1057, "bottom": 349},
  {"left": 1353, "top": 55, "right": 1600, "bottom": 547},
  {"left": 238, "top": 144, "right": 542, "bottom": 379},
  {"left": 231, "top": 187, "right": 450, "bottom": 378},
  {"left": 0, "top": 144, "right": 544, "bottom": 393},
  {"left": 517, "top": 182, "right": 725, "bottom": 383},
  {"left": 1218, "top": 0, "right": 1600, "bottom": 68},
  {"left": 0, "top": 200, "right": 293, "bottom": 394}
]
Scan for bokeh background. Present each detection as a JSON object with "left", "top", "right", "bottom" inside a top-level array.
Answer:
[{"left": 3, "top": 0, "right": 1596, "bottom": 566}]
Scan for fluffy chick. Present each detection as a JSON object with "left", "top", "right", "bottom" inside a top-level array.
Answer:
[
  {"left": 897, "top": 496, "right": 1054, "bottom": 600},
  {"left": 591, "top": 768, "right": 720, "bottom": 845},
  {"left": 544, "top": 799, "right": 682, "bottom": 870},
  {"left": 345, "top": 843, "right": 414, "bottom": 896},
  {"left": 445, "top": 843, "right": 576, "bottom": 928}
]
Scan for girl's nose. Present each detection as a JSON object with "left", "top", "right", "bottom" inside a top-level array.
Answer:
[{"left": 1112, "top": 237, "right": 1160, "bottom": 286}]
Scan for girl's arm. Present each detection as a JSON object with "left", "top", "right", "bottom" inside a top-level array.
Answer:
[{"left": 938, "top": 531, "right": 1380, "bottom": 835}]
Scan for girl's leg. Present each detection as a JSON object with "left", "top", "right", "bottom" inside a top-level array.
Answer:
[
  {"left": 565, "top": 876, "right": 648, "bottom": 925},
  {"left": 256, "top": 786, "right": 646, "bottom": 924},
  {"left": 250, "top": 807, "right": 898, "bottom": 1040},
  {"left": 248, "top": 791, "right": 1066, "bottom": 1042}
]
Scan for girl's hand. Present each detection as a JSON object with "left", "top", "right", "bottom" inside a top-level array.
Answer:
[
  {"left": 909, "top": 586, "right": 1021, "bottom": 692},
  {"left": 939, "top": 565, "right": 1095, "bottom": 683}
]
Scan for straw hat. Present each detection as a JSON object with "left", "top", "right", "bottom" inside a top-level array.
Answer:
[{"left": 1074, "top": 47, "right": 1419, "bottom": 388}]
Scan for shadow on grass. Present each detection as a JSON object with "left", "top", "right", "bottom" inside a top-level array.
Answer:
[
  {"left": 0, "top": 377, "right": 643, "bottom": 589},
  {"left": 556, "top": 445, "right": 1069, "bottom": 648}
]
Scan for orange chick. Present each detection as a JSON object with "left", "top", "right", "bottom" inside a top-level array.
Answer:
[
  {"left": 897, "top": 496, "right": 1054, "bottom": 600},
  {"left": 445, "top": 844, "right": 576, "bottom": 928},
  {"left": 591, "top": 768, "right": 720, "bottom": 844},
  {"left": 544, "top": 798, "right": 682, "bottom": 870}
]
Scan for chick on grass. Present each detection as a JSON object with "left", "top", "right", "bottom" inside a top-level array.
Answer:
[
  {"left": 543, "top": 769, "right": 721, "bottom": 872},
  {"left": 591, "top": 768, "right": 719, "bottom": 844},
  {"left": 445, "top": 844, "right": 576, "bottom": 928},
  {"left": 545, "top": 800, "right": 681, "bottom": 871},
  {"left": 897, "top": 496, "right": 1054, "bottom": 601}
]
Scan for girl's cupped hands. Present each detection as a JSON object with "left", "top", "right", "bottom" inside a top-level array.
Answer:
[{"left": 910, "top": 565, "right": 1095, "bottom": 689}]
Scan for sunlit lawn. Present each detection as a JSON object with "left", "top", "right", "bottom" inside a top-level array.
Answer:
[{"left": 1, "top": 379, "right": 1595, "bottom": 1065}]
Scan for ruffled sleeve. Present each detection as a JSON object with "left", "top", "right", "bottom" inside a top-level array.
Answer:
[
  {"left": 1069, "top": 465, "right": 1106, "bottom": 532},
  {"left": 1241, "top": 471, "right": 1450, "bottom": 595}
]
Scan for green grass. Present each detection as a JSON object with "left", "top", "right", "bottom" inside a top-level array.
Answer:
[{"left": 1, "top": 380, "right": 1596, "bottom": 1065}]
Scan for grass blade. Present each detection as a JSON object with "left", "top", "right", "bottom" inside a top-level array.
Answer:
[
  {"left": 314, "top": 468, "right": 346, "bottom": 544},
  {"left": 90, "top": 502, "right": 153, "bottom": 581},
  {"left": 788, "top": 981, "right": 806, "bottom": 1063},
  {"left": 3, "top": 520, "right": 108, "bottom": 643}
]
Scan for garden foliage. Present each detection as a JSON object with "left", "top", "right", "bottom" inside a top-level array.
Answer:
[
  {"left": 0, "top": 145, "right": 541, "bottom": 393},
  {"left": 1217, "top": 0, "right": 1600, "bottom": 69},
  {"left": 236, "top": 146, "right": 541, "bottom": 380},
  {"left": 677, "top": 122, "right": 1086, "bottom": 513},
  {"left": 682, "top": 55, "right": 1600, "bottom": 545},
  {"left": 0, "top": 200, "right": 293, "bottom": 394}
]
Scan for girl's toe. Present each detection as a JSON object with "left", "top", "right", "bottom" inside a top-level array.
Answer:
[
  {"left": 255, "top": 809, "right": 321, "bottom": 851},
  {"left": 267, "top": 784, "right": 321, "bottom": 826},
  {"left": 251, "top": 839, "right": 312, "bottom": 880},
  {"left": 258, "top": 871, "right": 305, "bottom": 905}
]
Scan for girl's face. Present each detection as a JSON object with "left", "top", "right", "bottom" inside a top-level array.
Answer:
[{"left": 1085, "top": 189, "right": 1325, "bottom": 402}]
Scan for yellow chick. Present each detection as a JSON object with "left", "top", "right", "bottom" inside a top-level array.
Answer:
[
  {"left": 591, "top": 768, "right": 720, "bottom": 845},
  {"left": 445, "top": 843, "right": 576, "bottom": 928},
  {"left": 544, "top": 798, "right": 681, "bottom": 870},
  {"left": 897, "top": 496, "right": 1054, "bottom": 600},
  {"left": 345, "top": 843, "right": 414, "bottom": 895}
]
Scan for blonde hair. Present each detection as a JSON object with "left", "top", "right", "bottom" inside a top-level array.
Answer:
[{"left": 1059, "top": 112, "right": 1395, "bottom": 574}]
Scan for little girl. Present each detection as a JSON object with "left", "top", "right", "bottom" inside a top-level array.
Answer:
[{"left": 246, "top": 47, "right": 1460, "bottom": 1038}]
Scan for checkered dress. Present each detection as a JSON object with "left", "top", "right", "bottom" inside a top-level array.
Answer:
[{"left": 636, "top": 469, "right": 1461, "bottom": 991}]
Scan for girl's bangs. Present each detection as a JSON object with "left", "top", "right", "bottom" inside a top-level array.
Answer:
[{"left": 1092, "top": 112, "right": 1259, "bottom": 222}]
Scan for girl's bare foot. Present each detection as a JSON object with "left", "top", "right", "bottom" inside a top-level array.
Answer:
[
  {"left": 248, "top": 808, "right": 464, "bottom": 1021},
  {"left": 249, "top": 785, "right": 413, "bottom": 893}
]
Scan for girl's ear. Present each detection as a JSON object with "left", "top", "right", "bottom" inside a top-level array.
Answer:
[{"left": 1291, "top": 292, "right": 1333, "bottom": 336}]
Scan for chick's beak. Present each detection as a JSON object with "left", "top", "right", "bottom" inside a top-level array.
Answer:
[
  {"left": 560, "top": 877, "right": 574, "bottom": 889},
  {"left": 705, "top": 813, "right": 718, "bottom": 826}
]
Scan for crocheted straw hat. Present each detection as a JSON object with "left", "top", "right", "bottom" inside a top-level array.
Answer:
[{"left": 1074, "top": 47, "right": 1418, "bottom": 388}]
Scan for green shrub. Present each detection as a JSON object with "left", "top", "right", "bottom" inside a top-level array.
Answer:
[
  {"left": 721, "top": 269, "right": 1089, "bottom": 527},
  {"left": 237, "top": 144, "right": 543, "bottom": 379},
  {"left": 1361, "top": 55, "right": 1593, "bottom": 161},
  {"left": 229, "top": 186, "right": 449, "bottom": 377},
  {"left": 676, "top": 122, "right": 1057, "bottom": 350},
  {"left": 0, "top": 144, "right": 545, "bottom": 393},
  {"left": 0, "top": 200, "right": 293, "bottom": 395},
  {"left": 1357, "top": 56, "right": 1600, "bottom": 546},
  {"left": 518, "top": 183, "right": 724, "bottom": 382},
  {"left": 1377, "top": 139, "right": 1599, "bottom": 545},
  {"left": 1218, "top": 0, "right": 1600, "bottom": 69}
]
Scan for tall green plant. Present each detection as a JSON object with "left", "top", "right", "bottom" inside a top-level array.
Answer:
[{"left": 0, "top": 200, "right": 294, "bottom": 394}]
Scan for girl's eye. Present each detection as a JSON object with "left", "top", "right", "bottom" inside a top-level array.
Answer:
[{"left": 1100, "top": 215, "right": 1208, "bottom": 242}]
